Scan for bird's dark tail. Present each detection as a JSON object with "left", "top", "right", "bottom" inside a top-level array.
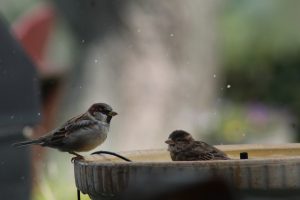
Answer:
[{"left": 12, "top": 139, "right": 42, "bottom": 147}]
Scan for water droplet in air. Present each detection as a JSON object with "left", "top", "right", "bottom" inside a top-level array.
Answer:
[
  {"left": 23, "top": 126, "right": 34, "bottom": 138},
  {"left": 213, "top": 74, "right": 216, "bottom": 78},
  {"left": 170, "top": 33, "right": 174, "bottom": 37},
  {"left": 227, "top": 84, "right": 231, "bottom": 89}
]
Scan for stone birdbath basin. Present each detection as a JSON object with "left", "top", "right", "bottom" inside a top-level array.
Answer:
[{"left": 74, "top": 144, "right": 300, "bottom": 199}]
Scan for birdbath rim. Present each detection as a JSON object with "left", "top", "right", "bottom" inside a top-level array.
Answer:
[{"left": 74, "top": 143, "right": 300, "bottom": 199}]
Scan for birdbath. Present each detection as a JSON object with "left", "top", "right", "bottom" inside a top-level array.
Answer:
[{"left": 74, "top": 144, "right": 300, "bottom": 200}]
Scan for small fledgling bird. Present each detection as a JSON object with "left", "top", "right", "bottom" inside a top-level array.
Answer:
[
  {"left": 165, "top": 130, "right": 229, "bottom": 161},
  {"left": 13, "top": 103, "right": 117, "bottom": 159}
]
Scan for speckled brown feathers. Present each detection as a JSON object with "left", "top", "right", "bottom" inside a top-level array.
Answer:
[
  {"left": 13, "top": 103, "right": 117, "bottom": 157},
  {"left": 165, "top": 130, "right": 229, "bottom": 161}
]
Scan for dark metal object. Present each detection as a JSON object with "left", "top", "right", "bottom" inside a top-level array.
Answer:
[
  {"left": 91, "top": 151, "right": 132, "bottom": 162},
  {"left": 77, "top": 189, "right": 80, "bottom": 200},
  {"left": 0, "top": 15, "right": 40, "bottom": 200},
  {"left": 240, "top": 152, "right": 248, "bottom": 159}
]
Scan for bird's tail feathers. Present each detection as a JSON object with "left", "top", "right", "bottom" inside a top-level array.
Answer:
[{"left": 12, "top": 139, "right": 43, "bottom": 147}]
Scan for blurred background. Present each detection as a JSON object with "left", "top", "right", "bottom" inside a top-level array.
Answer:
[{"left": 1, "top": 0, "right": 300, "bottom": 199}]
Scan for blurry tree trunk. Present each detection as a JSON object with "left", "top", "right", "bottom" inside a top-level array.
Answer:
[{"left": 55, "top": 0, "right": 220, "bottom": 151}]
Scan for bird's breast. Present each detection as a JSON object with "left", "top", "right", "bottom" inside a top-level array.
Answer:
[{"left": 64, "top": 124, "right": 109, "bottom": 152}]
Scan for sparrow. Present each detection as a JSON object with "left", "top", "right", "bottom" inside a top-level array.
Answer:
[
  {"left": 165, "top": 130, "right": 229, "bottom": 161},
  {"left": 13, "top": 103, "right": 117, "bottom": 158}
]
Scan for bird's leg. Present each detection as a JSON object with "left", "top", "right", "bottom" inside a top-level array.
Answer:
[{"left": 69, "top": 152, "right": 84, "bottom": 163}]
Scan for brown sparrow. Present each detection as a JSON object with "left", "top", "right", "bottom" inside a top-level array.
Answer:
[
  {"left": 165, "top": 130, "right": 229, "bottom": 161},
  {"left": 13, "top": 103, "right": 117, "bottom": 158}
]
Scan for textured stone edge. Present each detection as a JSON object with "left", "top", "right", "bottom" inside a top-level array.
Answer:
[{"left": 75, "top": 156, "right": 300, "bottom": 196}]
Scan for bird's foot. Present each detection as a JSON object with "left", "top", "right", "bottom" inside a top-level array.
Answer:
[
  {"left": 69, "top": 152, "right": 84, "bottom": 163},
  {"left": 71, "top": 156, "right": 84, "bottom": 163}
]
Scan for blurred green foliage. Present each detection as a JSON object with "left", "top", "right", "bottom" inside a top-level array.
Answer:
[
  {"left": 0, "top": 0, "right": 40, "bottom": 22},
  {"left": 221, "top": 0, "right": 300, "bottom": 66},
  {"left": 203, "top": 103, "right": 294, "bottom": 144},
  {"left": 220, "top": 0, "right": 300, "bottom": 137}
]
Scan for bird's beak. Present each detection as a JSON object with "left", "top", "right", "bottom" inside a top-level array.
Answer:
[
  {"left": 165, "top": 139, "right": 174, "bottom": 145},
  {"left": 108, "top": 111, "right": 118, "bottom": 116}
]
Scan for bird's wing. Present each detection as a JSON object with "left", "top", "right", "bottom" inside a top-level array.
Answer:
[
  {"left": 193, "top": 141, "right": 229, "bottom": 160},
  {"left": 44, "top": 114, "right": 98, "bottom": 146}
]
